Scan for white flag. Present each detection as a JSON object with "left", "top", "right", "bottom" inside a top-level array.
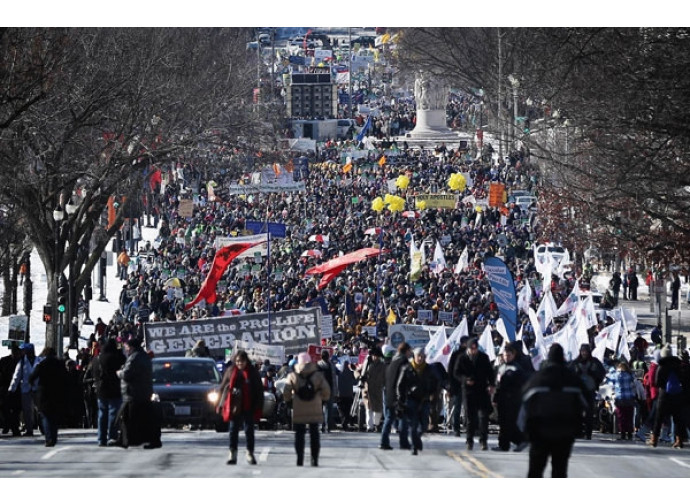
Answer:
[
  {"left": 517, "top": 282, "right": 533, "bottom": 314},
  {"left": 425, "top": 326, "right": 449, "bottom": 368},
  {"left": 454, "top": 246, "right": 469, "bottom": 274},
  {"left": 447, "top": 316, "right": 469, "bottom": 350},
  {"left": 478, "top": 323, "right": 497, "bottom": 362},
  {"left": 432, "top": 240, "right": 447, "bottom": 274},
  {"left": 616, "top": 324, "right": 631, "bottom": 362}
]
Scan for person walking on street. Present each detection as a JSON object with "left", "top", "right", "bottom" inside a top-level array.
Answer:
[
  {"left": 492, "top": 342, "right": 529, "bottom": 452},
  {"left": 219, "top": 350, "right": 264, "bottom": 465},
  {"left": 116, "top": 336, "right": 161, "bottom": 449},
  {"left": 283, "top": 352, "right": 331, "bottom": 466},
  {"left": 626, "top": 268, "right": 639, "bottom": 301},
  {"left": 671, "top": 272, "right": 681, "bottom": 310},
  {"left": 317, "top": 350, "right": 337, "bottom": 433},
  {"left": 379, "top": 342, "right": 412, "bottom": 450},
  {"left": 87, "top": 338, "right": 126, "bottom": 446},
  {"left": 448, "top": 336, "right": 469, "bottom": 437},
  {"left": 650, "top": 345, "right": 688, "bottom": 448},
  {"left": 609, "top": 360, "right": 637, "bottom": 440},
  {"left": 520, "top": 343, "right": 587, "bottom": 478},
  {"left": 28, "top": 347, "right": 67, "bottom": 447},
  {"left": 454, "top": 337, "right": 495, "bottom": 450},
  {"left": 396, "top": 347, "right": 437, "bottom": 455},
  {"left": 8, "top": 342, "right": 40, "bottom": 436},
  {"left": 335, "top": 356, "right": 356, "bottom": 430},
  {"left": 354, "top": 347, "right": 386, "bottom": 432},
  {"left": 0, "top": 343, "right": 21, "bottom": 436},
  {"left": 569, "top": 343, "right": 606, "bottom": 439}
]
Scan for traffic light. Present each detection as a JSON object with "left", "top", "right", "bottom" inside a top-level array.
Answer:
[
  {"left": 43, "top": 304, "right": 52, "bottom": 323},
  {"left": 57, "top": 286, "right": 67, "bottom": 313}
]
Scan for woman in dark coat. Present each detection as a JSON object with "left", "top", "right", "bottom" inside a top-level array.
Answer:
[
  {"left": 219, "top": 350, "right": 264, "bottom": 465},
  {"left": 29, "top": 347, "right": 67, "bottom": 447}
]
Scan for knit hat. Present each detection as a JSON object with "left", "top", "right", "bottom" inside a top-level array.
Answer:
[
  {"left": 547, "top": 343, "right": 565, "bottom": 364},
  {"left": 660, "top": 345, "right": 672, "bottom": 359},
  {"left": 297, "top": 352, "right": 311, "bottom": 365},
  {"left": 413, "top": 347, "right": 426, "bottom": 357}
]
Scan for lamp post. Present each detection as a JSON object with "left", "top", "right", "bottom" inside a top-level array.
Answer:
[
  {"left": 52, "top": 205, "right": 64, "bottom": 358},
  {"left": 507, "top": 74, "right": 519, "bottom": 147},
  {"left": 65, "top": 199, "right": 78, "bottom": 348}
]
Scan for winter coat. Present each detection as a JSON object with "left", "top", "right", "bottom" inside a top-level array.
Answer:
[
  {"left": 643, "top": 361, "right": 660, "bottom": 407},
  {"left": 9, "top": 355, "right": 40, "bottom": 394},
  {"left": 355, "top": 356, "right": 385, "bottom": 412},
  {"left": 519, "top": 360, "right": 587, "bottom": 441},
  {"left": 569, "top": 356, "right": 606, "bottom": 394},
  {"left": 119, "top": 348, "right": 153, "bottom": 403},
  {"left": 494, "top": 359, "right": 528, "bottom": 411},
  {"left": 396, "top": 360, "right": 437, "bottom": 406},
  {"left": 283, "top": 362, "right": 331, "bottom": 425},
  {"left": 90, "top": 345, "right": 126, "bottom": 400},
  {"left": 336, "top": 363, "right": 356, "bottom": 399},
  {"left": 28, "top": 356, "right": 67, "bottom": 418},
  {"left": 384, "top": 352, "right": 410, "bottom": 408},
  {"left": 219, "top": 364, "right": 264, "bottom": 421},
  {"left": 655, "top": 356, "right": 688, "bottom": 401},
  {"left": 454, "top": 349, "right": 495, "bottom": 398}
]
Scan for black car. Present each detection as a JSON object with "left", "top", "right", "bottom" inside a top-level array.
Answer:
[{"left": 151, "top": 357, "right": 225, "bottom": 431}]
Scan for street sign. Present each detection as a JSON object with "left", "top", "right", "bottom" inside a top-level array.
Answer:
[
  {"left": 245, "top": 220, "right": 287, "bottom": 238},
  {"left": 1, "top": 339, "right": 23, "bottom": 348}
]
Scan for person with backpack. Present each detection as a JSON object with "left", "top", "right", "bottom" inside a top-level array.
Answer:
[
  {"left": 650, "top": 345, "right": 688, "bottom": 448},
  {"left": 283, "top": 352, "right": 331, "bottom": 467},
  {"left": 8, "top": 342, "right": 40, "bottom": 437}
]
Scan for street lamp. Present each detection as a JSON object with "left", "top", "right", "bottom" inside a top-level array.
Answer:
[
  {"left": 507, "top": 74, "right": 520, "bottom": 145},
  {"left": 53, "top": 205, "right": 64, "bottom": 358},
  {"left": 65, "top": 200, "right": 78, "bottom": 349}
]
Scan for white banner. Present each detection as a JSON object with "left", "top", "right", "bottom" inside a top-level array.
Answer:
[
  {"left": 234, "top": 340, "right": 285, "bottom": 366},
  {"left": 215, "top": 233, "right": 269, "bottom": 258}
]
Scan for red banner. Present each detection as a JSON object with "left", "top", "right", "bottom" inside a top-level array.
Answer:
[
  {"left": 305, "top": 247, "right": 386, "bottom": 290},
  {"left": 184, "top": 242, "right": 261, "bottom": 310}
]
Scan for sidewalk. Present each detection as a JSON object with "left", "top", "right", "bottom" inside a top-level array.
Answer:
[{"left": 591, "top": 272, "right": 690, "bottom": 348}]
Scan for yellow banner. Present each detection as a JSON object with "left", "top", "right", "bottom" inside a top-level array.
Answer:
[{"left": 415, "top": 194, "right": 458, "bottom": 209}]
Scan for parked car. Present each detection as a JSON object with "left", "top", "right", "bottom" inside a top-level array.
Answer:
[{"left": 151, "top": 357, "right": 225, "bottom": 431}]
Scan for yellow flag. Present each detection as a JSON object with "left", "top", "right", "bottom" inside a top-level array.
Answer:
[
  {"left": 343, "top": 162, "right": 353, "bottom": 174},
  {"left": 378, "top": 155, "right": 386, "bottom": 167},
  {"left": 387, "top": 308, "right": 397, "bottom": 326}
]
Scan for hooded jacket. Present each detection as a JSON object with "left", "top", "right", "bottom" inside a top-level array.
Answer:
[{"left": 283, "top": 361, "right": 331, "bottom": 425}]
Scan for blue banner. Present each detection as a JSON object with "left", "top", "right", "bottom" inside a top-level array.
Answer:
[
  {"left": 245, "top": 220, "right": 287, "bottom": 238},
  {"left": 483, "top": 256, "right": 518, "bottom": 342}
]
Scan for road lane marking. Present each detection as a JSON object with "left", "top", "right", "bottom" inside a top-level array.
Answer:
[
  {"left": 41, "top": 446, "right": 71, "bottom": 460},
  {"left": 670, "top": 457, "right": 690, "bottom": 468},
  {"left": 12, "top": 470, "right": 25, "bottom": 475},
  {"left": 447, "top": 450, "right": 503, "bottom": 478},
  {"left": 259, "top": 447, "right": 270, "bottom": 462}
]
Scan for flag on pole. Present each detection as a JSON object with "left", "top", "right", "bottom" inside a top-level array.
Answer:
[
  {"left": 446, "top": 316, "right": 468, "bottom": 351},
  {"left": 517, "top": 282, "right": 533, "bottom": 314},
  {"left": 356, "top": 116, "right": 372, "bottom": 142},
  {"left": 425, "top": 326, "right": 449, "bottom": 368},
  {"left": 431, "top": 241, "right": 447, "bottom": 274},
  {"left": 556, "top": 280, "right": 581, "bottom": 317},
  {"left": 478, "top": 323, "right": 497, "bottom": 362},
  {"left": 454, "top": 246, "right": 469, "bottom": 274},
  {"left": 409, "top": 239, "right": 423, "bottom": 282}
]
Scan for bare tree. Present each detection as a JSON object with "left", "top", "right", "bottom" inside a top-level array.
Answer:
[{"left": 0, "top": 28, "right": 259, "bottom": 349}]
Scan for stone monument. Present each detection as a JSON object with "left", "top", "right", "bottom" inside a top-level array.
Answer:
[{"left": 401, "top": 71, "right": 471, "bottom": 149}]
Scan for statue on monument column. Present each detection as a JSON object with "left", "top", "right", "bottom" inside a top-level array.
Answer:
[{"left": 414, "top": 71, "right": 449, "bottom": 111}]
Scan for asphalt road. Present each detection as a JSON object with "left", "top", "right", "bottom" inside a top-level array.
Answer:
[{"left": 2, "top": 427, "right": 689, "bottom": 479}]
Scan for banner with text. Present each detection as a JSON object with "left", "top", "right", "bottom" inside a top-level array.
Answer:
[
  {"left": 414, "top": 194, "right": 458, "bottom": 209},
  {"left": 144, "top": 307, "right": 322, "bottom": 358}
]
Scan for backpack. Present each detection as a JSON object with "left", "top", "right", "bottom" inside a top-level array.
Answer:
[
  {"left": 665, "top": 370, "right": 683, "bottom": 395},
  {"left": 296, "top": 373, "right": 316, "bottom": 401}
]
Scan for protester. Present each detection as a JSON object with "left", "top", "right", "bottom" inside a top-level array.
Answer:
[
  {"left": 87, "top": 338, "right": 126, "bottom": 446},
  {"left": 219, "top": 349, "right": 263, "bottom": 465},
  {"left": 520, "top": 344, "right": 587, "bottom": 478},
  {"left": 0, "top": 343, "right": 21, "bottom": 436},
  {"left": 353, "top": 347, "right": 385, "bottom": 432},
  {"left": 492, "top": 342, "right": 529, "bottom": 452},
  {"left": 379, "top": 342, "right": 412, "bottom": 450},
  {"left": 454, "top": 337, "right": 495, "bottom": 450},
  {"left": 8, "top": 342, "right": 40, "bottom": 437},
  {"left": 28, "top": 347, "right": 67, "bottom": 447},
  {"left": 650, "top": 345, "right": 688, "bottom": 448},
  {"left": 283, "top": 351, "right": 331, "bottom": 467},
  {"left": 569, "top": 343, "right": 606, "bottom": 439},
  {"left": 116, "top": 336, "right": 161, "bottom": 449}
]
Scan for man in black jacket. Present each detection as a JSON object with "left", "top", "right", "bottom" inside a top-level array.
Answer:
[
  {"left": 87, "top": 338, "right": 126, "bottom": 446},
  {"left": 454, "top": 337, "right": 495, "bottom": 450},
  {"left": 379, "top": 342, "right": 411, "bottom": 450},
  {"left": 520, "top": 343, "right": 587, "bottom": 477},
  {"left": 448, "top": 336, "right": 469, "bottom": 436}
]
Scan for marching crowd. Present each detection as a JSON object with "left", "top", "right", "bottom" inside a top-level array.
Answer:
[{"left": 1, "top": 107, "right": 688, "bottom": 476}]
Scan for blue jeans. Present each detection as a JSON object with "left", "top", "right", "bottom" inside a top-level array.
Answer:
[
  {"left": 451, "top": 393, "right": 463, "bottom": 433},
  {"left": 229, "top": 411, "right": 255, "bottom": 453},
  {"left": 380, "top": 395, "right": 409, "bottom": 449},
  {"left": 406, "top": 399, "right": 430, "bottom": 451},
  {"left": 41, "top": 413, "right": 58, "bottom": 446},
  {"left": 98, "top": 397, "right": 123, "bottom": 444}
]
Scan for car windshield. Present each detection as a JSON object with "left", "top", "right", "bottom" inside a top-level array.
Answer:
[{"left": 152, "top": 360, "right": 221, "bottom": 385}]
